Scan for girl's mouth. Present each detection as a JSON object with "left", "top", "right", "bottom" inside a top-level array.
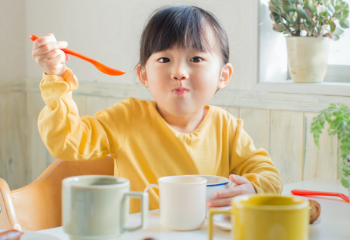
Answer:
[{"left": 173, "top": 88, "right": 189, "bottom": 95}]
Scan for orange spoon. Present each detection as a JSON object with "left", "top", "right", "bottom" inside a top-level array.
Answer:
[
  {"left": 291, "top": 189, "right": 350, "bottom": 203},
  {"left": 29, "top": 34, "right": 125, "bottom": 76}
]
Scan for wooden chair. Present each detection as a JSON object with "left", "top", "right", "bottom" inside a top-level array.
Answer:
[{"left": 0, "top": 156, "right": 114, "bottom": 231}]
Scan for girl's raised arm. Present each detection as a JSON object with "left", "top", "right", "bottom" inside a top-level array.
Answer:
[{"left": 38, "top": 68, "right": 132, "bottom": 161}]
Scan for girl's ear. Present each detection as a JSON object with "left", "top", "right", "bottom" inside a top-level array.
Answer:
[
  {"left": 217, "top": 63, "right": 233, "bottom": 89},
  {"left": 136, "top": 64, "right": 149, "bottom": 88}
]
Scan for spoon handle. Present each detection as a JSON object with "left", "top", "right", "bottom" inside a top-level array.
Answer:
[
  {"left": 291, "top": 189, "right": 350, "bottom": 202},
  {"left": 29, "top": 34, "right": 125, "bottom": 76}
]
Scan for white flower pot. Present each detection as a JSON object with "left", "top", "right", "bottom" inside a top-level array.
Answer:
[{"left": 286, "top": 36, "right": 330, "bottom": 83}]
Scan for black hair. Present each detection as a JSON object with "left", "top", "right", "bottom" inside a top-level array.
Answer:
[{"left": 138, "top": 5, "right": 229, "bottom": 68}]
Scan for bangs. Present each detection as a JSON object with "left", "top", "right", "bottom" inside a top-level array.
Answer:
[
  {"left": 139, "top": 5, "right": 229, "bottom": 67},
  {"left": 145, "top": 6, "right": 211, "bottom": 53}
]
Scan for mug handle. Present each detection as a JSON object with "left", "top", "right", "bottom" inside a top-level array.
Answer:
[
  {"left": 208, "top": 208, "right": 231, "bottom": 240},
  {"left": 122, "top": 191, "right": 149, "bottom": 232},
  {"left": 144, "top": 184, "right": 160, "bottom": 215}
]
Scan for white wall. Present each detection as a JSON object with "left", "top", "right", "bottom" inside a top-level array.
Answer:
[
  {"left": 0, "top": 0, "right": 26, "bottom": 82},
  {"left": 25, "top": 0, "right": 256, "bottom": 90}
]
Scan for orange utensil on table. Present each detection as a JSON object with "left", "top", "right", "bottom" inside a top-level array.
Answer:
[
  {"left": 29, "top": 34, "right": 125, "bottom": 76},
  {"left": 291, "top": 189, "right": 350, "bottom": 203}
]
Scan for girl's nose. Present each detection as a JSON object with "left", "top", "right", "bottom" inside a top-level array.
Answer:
[{"left": 171, "top": 65, "right": 189, "bottom": 81}]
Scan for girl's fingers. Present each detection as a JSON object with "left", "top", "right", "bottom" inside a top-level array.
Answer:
[
  {"left": 213, "top": 185, "right": 245, "bottom": 198},
  {"left": 45, "top": 56, "right": 65, "bottom": 72},
  {"left": 34, "top": 41, "right": 68, "bottom": 56},
  {"left": 33, "top": 33, "right": 56, "bottom": 49},
  {"left": 207, "top": 197, "right": 232, "bottom": 207},
  {"left": 37, "top": 49, "right": 62, "bottom": 66},
  {"left": 31, "top": 33, "right": 67, "bottom": 76},
  {"left": 230, "top": 174, "right": 250, "bottom": 185},
  {"left": 46, "top": 52, "right": 65, "bottom": 65},
  {"left": 43, "top": 49, "right": 61, "bottom": 60}
]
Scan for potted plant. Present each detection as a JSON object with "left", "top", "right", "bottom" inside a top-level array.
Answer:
[
  {"left": 311, "top": 104, "right": 350, "bottom": 193},
  {"left": 268, "top": 0, "right": 349, "bottom": 83}
]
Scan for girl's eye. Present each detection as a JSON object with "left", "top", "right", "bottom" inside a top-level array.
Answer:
[
  {"left": 158, "top": 57, "right": 170, "bottom": 63},
  {"left": 190, "top": 57, "right": 203, "bottom": 63}
]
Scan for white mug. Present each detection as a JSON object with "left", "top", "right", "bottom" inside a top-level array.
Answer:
[
  {"left": 62, "top": 175, "right": 148, "bottom": 240},
  {"left": 144, "top": 176, "right": 207, "bottom": 231}
]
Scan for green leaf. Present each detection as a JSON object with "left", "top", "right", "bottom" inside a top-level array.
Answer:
[
  {"left": 273, "top": 23, "right": 287, "bottom": 32},
  {"left": 337, "top": 1, "right": 349, "bottom": 9},
  {"left": 282, "top": 0, "right": 297, "bottom": 12},
  {"left": 342, "top": 9, "right": 349, "bottom": 18},
  {"left": 327, "top": 20, "right": 336, "bottom": 32},
  {"left": 297, "top": 4, "right": 313, "bottom": 24},
  {"left": 305, "top": 0, "right": 313, "bottom": 11},
  {"left": 332, "top": 34, "right": 340, "bottom": 40},
  {"left": 316, "top": 24, "right": 328, "bottom": 37},
  {"left": 324, "top": 0, "right": 335, "bottom": 13},
  {"left": 333, "top": 11, "right": 343, "bottom": 18},
  {"left": 317, "top": 5, "right": 329, "bottom": 15},
  {"left": 333, "top": 26, "right": 345, "bottom": 36},
  {"left": 324, "top": 0, "right": 332, "bottom": 6},
  {"left": 297, "top": 4, "right": 308, "bottom": 18},
  {"left": 312, "top": 104, "right": 350, "bottom": 187},
  {"left": 312, "top": 5, "right": 318, "bottom": 15},
  {"left": 270, "top": 12, "right": 282, "bottom": 23},
  {"left": 339, "top": 18, "right": 350, "bottom": 28},
  {"left": 321, "top": 11, "right": 329, "bottom": 18},
  {"left": 335, "top": 5, "right": 343, "bottom": 12},
  {"left": 340, "top": 175, "right": 350, "bottom": 188},
  {"left": 281, "top": 12, "right": 294, "bottom": 23},
  {"left": 296, "top": 0, "right": 303, "bottom": 5},
  {"left": 269, "top": 0, "right": 278, "bottom": 7},
  {"left": 269, "top": 6, "right": 280, "bottom": 14},
  {"left": 305, "top": 8, "right": 314, "bottom": 19},
  {"left": 319, "top": 15, "right": 326, "bottom": 22}
]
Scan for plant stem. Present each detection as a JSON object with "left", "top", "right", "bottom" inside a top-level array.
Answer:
[
  {"left": 283, "top": 23, "right": 294, "bottom": 36},
  {"left": 296, "top": 16, "right": 301, "bottom": 36}
]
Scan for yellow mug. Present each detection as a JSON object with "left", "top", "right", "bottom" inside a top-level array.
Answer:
[{"left": 208, "top": 194, "right": 309, "bottom": 240}]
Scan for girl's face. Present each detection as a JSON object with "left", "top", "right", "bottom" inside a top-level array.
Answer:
[{"left": 137, "top": 45, "right": 232, "bottom": 117}]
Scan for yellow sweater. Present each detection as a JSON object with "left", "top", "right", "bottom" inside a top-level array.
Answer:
[{"left": 38, "top": 68, "right": 283, "bottom": 213}]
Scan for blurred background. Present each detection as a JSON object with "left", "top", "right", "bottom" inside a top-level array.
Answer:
[{"left": 0, "top": 0, "right": 347, "bottom": 190}]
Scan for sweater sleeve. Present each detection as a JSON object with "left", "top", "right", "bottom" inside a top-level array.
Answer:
[
  {"left": 229, "top": 118, "right": 283, "bottom": 194},
  {"left": 38, "top": 68, "right": 133, "bottom": 161}
]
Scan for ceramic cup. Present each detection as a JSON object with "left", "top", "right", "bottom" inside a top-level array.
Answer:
[
  {"left": 144, "top": 176, "right": 207, "bottom": 231},
  {"left": 184, "top": 175, "right": 234, "bottom": 204},
  {"left": 208, "top": 194, "right": 309, "bottom": 240},
  {"left": 62, "top": 175, "right": 148, "bottom": 240}
]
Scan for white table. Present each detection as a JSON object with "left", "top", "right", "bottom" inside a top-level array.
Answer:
[{"left": 38, "top": 178, "right": 350, "bottom": 240}]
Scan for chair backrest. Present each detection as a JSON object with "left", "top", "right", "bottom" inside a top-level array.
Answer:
[{"left": 0, "top": 156, "right": 114, "bottom": 231}]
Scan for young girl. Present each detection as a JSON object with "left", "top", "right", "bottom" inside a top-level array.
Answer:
[{"left": 32, "top": 5, "right": 282, "bottom": 213}]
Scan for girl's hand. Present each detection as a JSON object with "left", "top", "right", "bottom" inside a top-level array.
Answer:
[
  {"left": 207, "top": 174, "right": 257, "bottom": 207},
  {"left": 31, "top": 33, "right": 68, "bottom": 77}
]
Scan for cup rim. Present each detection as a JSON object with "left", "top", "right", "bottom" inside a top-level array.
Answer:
[
  {"left": 231, "top": 194, "right": 309, "bottom": 211},
  {"left": 158, "top": 176, "right": 207, "bottom": 185},
  {"left": 62, "top": 175, "right": 129, "bottom": 189},
  {"left": 183, "top": 174, "right": 229, "bottom": 187}
]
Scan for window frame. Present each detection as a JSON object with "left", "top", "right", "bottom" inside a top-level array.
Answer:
[{"left": 255, "top": 0, "right": 350, "bottom": 97}]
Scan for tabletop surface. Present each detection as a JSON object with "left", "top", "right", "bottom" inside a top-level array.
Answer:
[{"left": 33, "top": 178, "right": 350, "bottom": 239}]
